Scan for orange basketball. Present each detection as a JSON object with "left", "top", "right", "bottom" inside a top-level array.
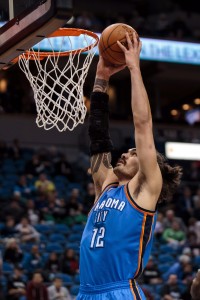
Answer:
[{"left": 98, "top": 23, "right": 139, "bottom": 65}]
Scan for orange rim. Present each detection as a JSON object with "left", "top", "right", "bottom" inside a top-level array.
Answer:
[{"left": 18, "top": 28, "right": 99, "bottom": 60}]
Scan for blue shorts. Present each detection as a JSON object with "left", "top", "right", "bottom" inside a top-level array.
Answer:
[{"left": 77, "top": 280, "right": 146, "bottom": 300}]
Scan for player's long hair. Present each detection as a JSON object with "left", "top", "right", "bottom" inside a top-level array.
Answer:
[{"left": 157, "top": 152, "right": 182, "bottom": 203}]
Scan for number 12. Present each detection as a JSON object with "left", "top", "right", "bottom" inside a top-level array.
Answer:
[{"left": 90, "top": 227, "right": 105, "bottom": 248}]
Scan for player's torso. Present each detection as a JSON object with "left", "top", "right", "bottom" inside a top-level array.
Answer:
[{"left": 79, "top": 183, "right": 157, "bottom": 286}]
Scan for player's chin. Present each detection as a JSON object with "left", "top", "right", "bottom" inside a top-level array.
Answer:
[{"left": 113, "top": 165, "right": 123, "bottom": 176}]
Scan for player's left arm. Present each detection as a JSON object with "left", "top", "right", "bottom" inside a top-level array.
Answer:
[{"left": 118, "top": 33, "right": 162, "bottom": 204}]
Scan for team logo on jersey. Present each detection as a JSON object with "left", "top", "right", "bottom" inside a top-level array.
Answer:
[{"left": 94, "top": 197, "right": 126, "bottom": 212}]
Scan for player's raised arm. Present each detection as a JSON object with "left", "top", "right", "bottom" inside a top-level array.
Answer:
[
  {"left": 89, "top": 57, "right": 125, "bottom": 199},
  {"left": 117, "top": 32, "right": 162, "bottom": 208}
]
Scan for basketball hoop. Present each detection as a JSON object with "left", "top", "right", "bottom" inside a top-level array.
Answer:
[{"left": 18, "top": 28, "right": 99, "bottom": 132}]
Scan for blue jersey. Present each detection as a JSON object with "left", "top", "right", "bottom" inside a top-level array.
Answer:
[{"left": 79, "top": 182, "right": 157, "bottom": 292}]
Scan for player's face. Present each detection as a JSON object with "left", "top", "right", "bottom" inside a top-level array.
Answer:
[{"left": 114, "top": 148, "right": 139, "bottom": 179}]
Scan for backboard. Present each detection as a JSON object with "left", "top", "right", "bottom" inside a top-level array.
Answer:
[{"left": 0, "top": 0, "right": 73, "bottom": 69}]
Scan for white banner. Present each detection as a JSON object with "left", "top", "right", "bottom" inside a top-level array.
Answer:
[{"left": 165, "top": 142, "right": 200, "bottom": 160}]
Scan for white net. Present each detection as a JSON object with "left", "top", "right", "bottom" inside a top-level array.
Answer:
[{"left": 18, "top": 29, "right": 98, "bottom": 132}]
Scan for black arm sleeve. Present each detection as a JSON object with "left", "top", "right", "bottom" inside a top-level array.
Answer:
[{"left": 88, "top": 92, "right": 114, "bottom": 155}]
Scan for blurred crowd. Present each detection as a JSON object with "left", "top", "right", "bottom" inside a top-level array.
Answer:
[
  {"left": 71, "top": 2, "right": 200, "bottom": 42},
  {"left": 0, "top": 137, "right": 199, "bottom": 299}
]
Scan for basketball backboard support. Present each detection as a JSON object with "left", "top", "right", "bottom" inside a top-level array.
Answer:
[{"left": 0, "top": 0, "right": 73, "bottom": 69}]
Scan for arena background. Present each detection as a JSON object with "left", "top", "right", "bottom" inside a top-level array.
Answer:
[{"left": 0, "top": 0, "right": 200, "bottom": 299}]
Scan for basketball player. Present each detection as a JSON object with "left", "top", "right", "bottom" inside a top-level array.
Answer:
[{"left": 77, "top": 32, "right": 182, "bottom": 299}]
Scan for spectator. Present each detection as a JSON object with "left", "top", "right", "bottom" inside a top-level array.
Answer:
[
  {"left": 7, "top": 265, "right": 26, "bottom": 300},
  {"left": 75, "top": 11, "right": 92, "bottom": 29},
  {"left": 162, "top": 220, "right": 186, "bottom": 246},
  {"left": 163, "top": 254, "right": 191, "bottom": 281},
  {"left": 8, "top": 139, "right": 22, "bottom": 159},
  {"left": 45, "top": 252, "right": 60, "bottom": 276},
  {"left": 1, "top": 200, "right": 25, "bottom": 223},
  {"left": 189, "top": 220, "right": 200, "bottom": 245},
  {"left": 26, "top": 272, "right": 49, "bottom": 300},
  {"left": 155, "top": 12, "right": 171, "bottom": 37},
  {"left": 15, "top": 217, "right": 40, "bottom": 243},
  {"left": 59, "top": 249, "right": 79, "bottom": 275},
  {"left": 4, "top": 238, "right": 23, "bottom": 265},
  {"left": 161, "top": 274, "right": 182, "bottom": 300},
  {"left": 142, "top": 287, "right": 154, "bottom": 300},
  {"left": 25, "top": 199, "right": 39, "bottom": 225},
  {"left": 66, "top": 189, "right": 82, "bottom": 215},
  {"left": 47, "top": 277, "right": 71, "bottom": 300},
  {"left": 193, "top": 199, "right": 200, "bottom": 220},
  {"left": 43, "top": 192, "right": 67, "bottom": 223},
  {"left": 154, "top": 212, "right": 164, "bottom": 239},
  {"left": 163, "top": 209, "right": 187, "bottom": 233},
  {"left": 193, "top": 186, "right": 200, "bottom": 207},
  {"left": 0, "top": 217, "right": 18, "bottom": 238},
  {"left": 35, "top": 173, "right": 55, "bottom": 195},
  {"left": 83, "top": 182, "right": 95, "bottom": 212},
  {"left": 129, "top": 10, "right": 145, "bottom": 34},
  {"left": 25, "top": 154, "right": 46, "bottom": 177},
  {"left": 177, "top": 186, "right": 194, "bottom": 222},
  {"left": 13, "top": 175, "right": 35, "bottom": 198},
  {"left": 142, "top": 256, "right": 162, "bottom": 285},
  {"left": 53, "top": 153, "right": 74, "bottom": 181},
  {"left": 22, "top": 245, "right": 44, "bottom": 274},
  {"left": 182, "top": 262, "right": 194, "bottom": 284},
  {"left": 186, "top": 231, "right": 200, "bottom": 249}
]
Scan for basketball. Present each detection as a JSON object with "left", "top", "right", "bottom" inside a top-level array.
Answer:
[{"left": 98, "top": 23, "right": 139, "bottom": 65}]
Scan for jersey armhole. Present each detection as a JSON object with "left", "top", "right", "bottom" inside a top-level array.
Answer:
[{"left": 124, "top": 183, "right": 156, "bottom": 215}]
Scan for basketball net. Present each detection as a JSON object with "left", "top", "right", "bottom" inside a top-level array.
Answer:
[{"left": 18, "top": 28, "right": 99, "bottom": 132}]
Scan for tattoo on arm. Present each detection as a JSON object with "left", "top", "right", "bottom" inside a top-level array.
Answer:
[
  {"left": 103, "top": 153, "right": 112, "bottom": 169},
  {"left": 91, "top": 154, "right": 103, "bottom": 174},
  {"left": 91, "top": 153, "right": 112, "bottom": 174},
  {"left": 93, "top": 78, "right": 109, "bottom": 93}
]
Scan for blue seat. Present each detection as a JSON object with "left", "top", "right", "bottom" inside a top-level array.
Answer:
[
  {"left": 158, "top": 254, "right": 175, "bottom": 264},
  {"left": 72, "top": 224, "right": 85, "bottom": 233},
  {"left": 159, "top": 244, "right": 179, "bottom": 255},
  {"left": 158, "top": 263, "right": 171, "bottom": 274},
  {"left": 0, "top": 275, "right": 7, "bottom": 293},
  {"left": 68, "top": 233, "right": 82, "bottom": 243},
  {"left": 70, "top": 284, "right": 79, "bottom": 296},
  {"left": 154, "top": 284, "right": 163, "bottom": 294},
  {"left": 49, "top": 233, "right": 66, "bottom": 243},
  {"left": 45, "top": 243, "right": 64, "bottom": 254},
  {"left": 34, "top": 224, "right": 54, "bottom": 234},
  {"left": 193, "top": 256, "right": 200, "bottom": 267},
  {"left": 53, "top": 224, "right": 70, "bottom": 235},
  {"left": 74, "top": 274, "right": 80, "bottom": 284},
  {"left": 2, "top": 262, "right": 14, "bottom": 274}
]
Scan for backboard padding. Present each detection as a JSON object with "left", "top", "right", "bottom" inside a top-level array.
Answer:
[{"left": 0, "top": 0, "right": 73, "bottom": 69}]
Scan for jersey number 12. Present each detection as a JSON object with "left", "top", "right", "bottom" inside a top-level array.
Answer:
[{"left": 90, "top": 227, "right": 105, "bottom": 248}]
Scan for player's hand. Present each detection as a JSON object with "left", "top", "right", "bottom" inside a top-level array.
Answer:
[
  {"left": 96, "top": 55, "right": 126, "bottom": 81},
  {"left": 117, "top": 31, "right": 142, "bottom": 71}
]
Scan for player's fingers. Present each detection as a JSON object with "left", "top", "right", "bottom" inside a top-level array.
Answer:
[
  {"left": 132, "top": 31, "right": 138, "bottom": 47},
  {"left": 125, "top": 32, "right": 133, "bottom": 49},
  {"left": 117, "top": 40, "right": 126, "bottom": 52}
]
